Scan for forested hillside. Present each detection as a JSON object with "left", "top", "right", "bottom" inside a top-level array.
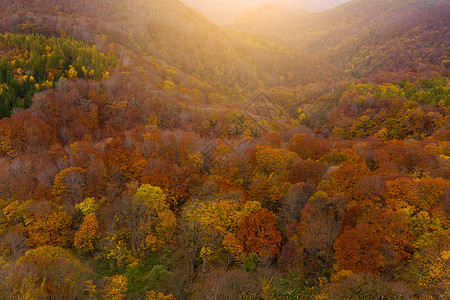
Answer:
[
  {"left": 0, "top": 0, "right": 448, "bottom": 299},
  {"left": 0, "top": 33, "right": 116, "bottom": 117},
  {"left": 229, "top": 3, "right": 308, "bottom": 36},
  {"left": 230, "top": 0, "right": 450, "bottom": 78},
  {"left": 0, "top": 0, "right": 348, "bottom": 98},
  {"left": 180, "top": 0, "right": 351, "bottom": 25},
  {"left": 178, "top": 0, "right": 255, "bottom": 25}
]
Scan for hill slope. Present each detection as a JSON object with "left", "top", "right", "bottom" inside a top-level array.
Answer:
[
  {"left": 178, "top": 0, "right": 255, "bottom": 25},
  {"left": 180, "top": 0, "right": 352, "bottom": 25},
  {"left": 0, "top": 0, "right": 350, "bottom": 97},
  {"left": 229, "top": 3, "right": 309, "bottom": 37},
  {"left": 230, "top": 0, "right": 450, "bottom": 77}
]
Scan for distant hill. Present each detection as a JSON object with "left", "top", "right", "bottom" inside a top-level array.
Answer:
[
  {"left": 179, "top": 0, "right": 351, "bottom": 25},
  {"left": 272, "top": 0, "right": 351, "bottom": 11},
  {"left": 177, "top": 0, "right": 255, "bottom": 25},
  {"left": 230, "top": 0, "right": 450, "bottom": 77},
  {"left": 0, "top": 0, "right": 350, "bottom": 96},
  {"left": 294, "top": 0, "right": 450, "bottom": 77},
  {"left": 229, "top": 3, "right": 309, "bottom": 37}
]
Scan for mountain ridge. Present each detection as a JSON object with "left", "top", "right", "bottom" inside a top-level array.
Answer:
[
  {"left": 179, "top": 0, "right": 352, "bottom": 24},
  {"left": 0, "top": 0, "right": 350, "bottom": 96},
  {"left": 229, "top": 0, "right": 450, "bottom": 77}
]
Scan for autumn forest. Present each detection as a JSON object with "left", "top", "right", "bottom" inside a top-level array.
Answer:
[{"left": 0, "top": 0, "right": 449, "bottom": 299}]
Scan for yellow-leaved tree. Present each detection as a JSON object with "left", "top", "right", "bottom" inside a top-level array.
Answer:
[
  {"left": 135, "top": 184, "right": 168, "bottom": 214},
  {"left": 127, "top": 185, "right": 176, "bottom": 256},
  {"left": 9, "top": 246, "right": 93, "bottom": 299},
  {"left": 145, "top": 290, "right": 175, "bottom": 300},
  {"left": 102, "top": 274, "right": 127, "bottom": 300},
  {"left": 183, "top": 199, "right": 262, "bottom": 259},
  {"left": 76, "top": 197, "right": 100, "bottom": 216}
]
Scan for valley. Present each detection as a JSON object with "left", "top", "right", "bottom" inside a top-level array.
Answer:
[{"left": 0, "top": 0, "right": 448, "bottom": 299}]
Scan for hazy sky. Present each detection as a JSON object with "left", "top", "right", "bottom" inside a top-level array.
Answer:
[
  {"left": 181, "top": 0, "right": 352, "bottom": 13},
  {"left": 198, "top": 0, "right": 352, "bottom": 10}
]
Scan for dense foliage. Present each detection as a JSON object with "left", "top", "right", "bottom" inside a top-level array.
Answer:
[
  {"left": 0, "top": 33, "right": 116, "bottom": 117},
  {"left": 0, "top": 0, "right": 349, "bottom": 99},
  {"left": 230, "top": 0, "right": 450, "bottom": 78},
  {"left": 0, "top": 0, "right": 448, "bottom": 299}
]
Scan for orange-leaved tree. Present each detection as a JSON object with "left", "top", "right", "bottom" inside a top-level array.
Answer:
[
  {"left": 237, "top": 208, "right": 282, "bottom": 262},
  {"left": 327, "top": 163, "right": 370, "bottom": 196},
  {"left": 25, "top": 207, "right": 74, "bottom": 248},
  {"left": 334, "top": 222, "right": 383, "bottom": 274},
  {"left": 74, "top": 213, "right": 99, "bottom": 254}
]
